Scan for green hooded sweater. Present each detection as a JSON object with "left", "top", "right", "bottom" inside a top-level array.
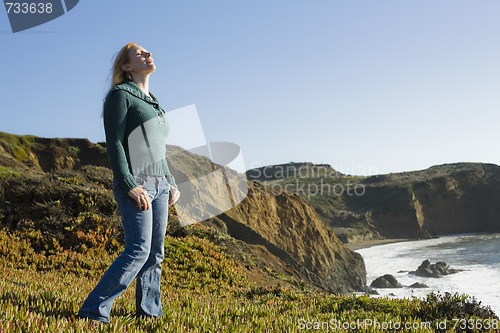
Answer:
[{"left": 103, "top": 80, "right": 176, "bottom": 193}]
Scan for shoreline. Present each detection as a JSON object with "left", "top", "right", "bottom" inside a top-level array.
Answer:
[
  {"left": 347, "top": 232, "right": 499, "bottom": 251},
  {"left": 345, "top": 238, "right": 410, "bottom": 251},
  {"left": 353, "top": 233, "right": 500, "bottom": 316}
]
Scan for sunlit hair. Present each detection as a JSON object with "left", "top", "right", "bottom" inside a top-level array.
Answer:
[{"left": 111, "top": 42, "right": 137, "bottom": 87}]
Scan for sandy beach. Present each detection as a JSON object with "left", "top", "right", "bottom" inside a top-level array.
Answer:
[{"left": 345, "top": 238, "right": 410, "bottom": 251}]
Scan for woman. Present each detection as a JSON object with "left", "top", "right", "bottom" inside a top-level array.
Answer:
[{"left": 78, "top": 42, "right": 180, "bottom": 324}]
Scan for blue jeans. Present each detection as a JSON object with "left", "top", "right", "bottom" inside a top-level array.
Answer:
[{"left": 78, "top": 175, "right": 170, "bottom": 323}]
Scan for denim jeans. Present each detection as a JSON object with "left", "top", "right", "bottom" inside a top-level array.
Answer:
[{"left": 78, "top": 175, "right": 170, "bottom": 323}]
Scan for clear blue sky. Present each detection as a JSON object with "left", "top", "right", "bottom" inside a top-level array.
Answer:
[{"left": 2, "top": 1, "right": 500, "bottom": 175}]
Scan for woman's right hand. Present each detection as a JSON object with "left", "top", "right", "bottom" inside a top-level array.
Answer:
[
  {"left": 128, "top": 186, "right": 151, "bottom": 211},
  {"left": 169, "top": 185, "right": 181, "bottom": 206}
]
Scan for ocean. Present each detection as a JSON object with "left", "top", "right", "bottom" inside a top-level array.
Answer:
[{"left": 356, "top": 233, "right": 500, "bottom": 315}]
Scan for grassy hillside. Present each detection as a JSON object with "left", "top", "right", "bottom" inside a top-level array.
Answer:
[
  {"left": 0, "top": 223, "right": 498, "bottom": 332},
  {"left": 2, "top": 258, "right": 498, "bottom": 332}
]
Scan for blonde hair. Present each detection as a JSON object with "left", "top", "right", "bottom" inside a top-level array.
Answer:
[{"left": 110, "top": 42, "right": 137, "bottom": 87}]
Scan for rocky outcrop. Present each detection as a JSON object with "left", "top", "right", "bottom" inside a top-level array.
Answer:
[
  {"left": 370, "top": 274, "right": 402, "bottom": 288},
  {"left": 410, "top": 260, "right": 462, "bottom": 278}
]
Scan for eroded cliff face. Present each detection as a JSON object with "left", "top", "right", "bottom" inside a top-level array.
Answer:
[
  {"left": 345, "top": 163, "right": 500, "bottom": 239},
  {"left": 221, "top": 181, "right": 366, "bottom": 293},
  {"left": 412, "top": 165, "right": 500, "bottom": 235}
]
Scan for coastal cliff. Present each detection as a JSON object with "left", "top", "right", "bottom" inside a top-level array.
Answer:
[
  {"left": 247, "top": 162, "right": 500, "bottom": 243},
  {"left": 220, "top": 181, "right": 366, "bottom": 293},
  {"left": 349, "top": 163, "right": 500, "bottom": 239}
]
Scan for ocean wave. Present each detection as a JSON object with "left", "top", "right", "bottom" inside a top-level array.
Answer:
[{"left": 357, "top": 233, "right": 500, "bottom": 315}]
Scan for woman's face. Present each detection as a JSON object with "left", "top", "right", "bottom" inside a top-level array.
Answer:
[{"left": 123, "top": 45, "right": 156, "bottom": 75}]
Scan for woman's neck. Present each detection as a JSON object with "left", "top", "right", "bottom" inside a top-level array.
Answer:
[{"left": 131, "top": 73, "right": 151, "bottom": 97}]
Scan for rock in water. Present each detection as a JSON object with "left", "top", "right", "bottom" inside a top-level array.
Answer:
[
  {"left": 410, "top": 259, "right": 461, "bottom": 278},
  {"left": 370, "top": 274, "right": 403, "bottom": 288}
]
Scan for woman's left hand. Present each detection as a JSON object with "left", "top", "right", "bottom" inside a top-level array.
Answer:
[
  {"left": 128, "top": 186, "right": 151, "bottom": 211},
  {"left": 169, "top": 185, "right": 180, "bottom": 206}
]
